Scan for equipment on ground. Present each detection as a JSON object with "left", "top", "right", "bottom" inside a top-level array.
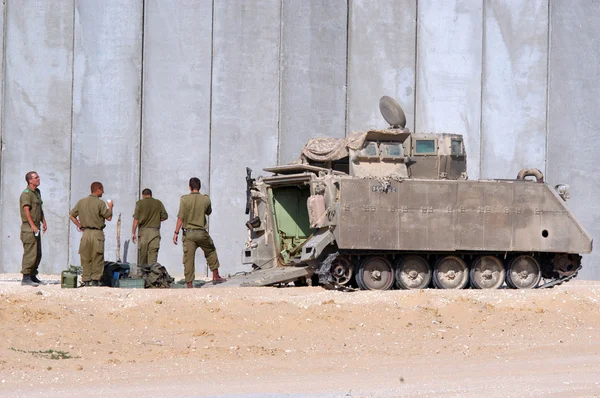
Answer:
[{"left": 60, "top": 270, "right": 78, "bottom": 289}]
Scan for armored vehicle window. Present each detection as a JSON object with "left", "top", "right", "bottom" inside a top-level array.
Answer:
[
  {"left": 359, "top": 142, "right": 379, "bottom": 158},
  {"left": 451, "top": 139, "right": 464, "bottom": 156},
  {"left": 415, "top": 139, "right": 435, "bottom": 154},
  {"left": 381, "top": 143, "right": 403, "bottom": 158}
]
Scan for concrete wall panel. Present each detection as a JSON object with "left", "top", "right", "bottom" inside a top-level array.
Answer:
[
  {"left": 416, "top": 0, "right": 483, "bottom": 180},
  {"left": 140, "top": 0, "right": 213, "bottom": 274},
  {"left": 347, "top": 0, "right": 416, "bottom": 133},
  {"left": 70, "top": 1, "right": 142, "bottom": 266},
  {"left": 210, "top": 0, "right": 281, "bottom": 275},
  {"left": 547, "top": 0, "right": 600, "bottom": 280},
  {"left": 0, "top": 1, "right": 6, "bottom": 269},
  {"left": 1, "top": 1, "right": 73, "bottom": 273},
  {"left": 481, "top": 0, "right": 548, "bottom": 179},
  {"left": 278, "top": 0, "right": 348, "bottom": 165}
]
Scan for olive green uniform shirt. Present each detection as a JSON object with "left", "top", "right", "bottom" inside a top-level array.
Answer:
[
  {"left": 70, "top": 195, "right": 112, "bottom": 228},
  {"left": 177, "top": 192, "right": 211, "bottom": 229},
  {"left": 133, "top": 197, "right": 168, "bottom": 228},
  {"left": 20, "top": 187, "right": 43, "bottom": 230}
]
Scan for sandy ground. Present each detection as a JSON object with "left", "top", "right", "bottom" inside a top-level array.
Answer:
[{"left": 1, "top": 275, "right": 600, "bottom": 398}]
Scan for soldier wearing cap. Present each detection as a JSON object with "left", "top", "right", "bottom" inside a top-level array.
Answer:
[
  {"left": 69, "top": 182, "right": 113, "bottom": 287},
  {"left": 132, "top": 188, "right": 168, "bottom": 266},
  {"left": 173, "top": 177, "right": 226, "bottom": 288},
  {"left": 19, "top": 171, "right": 47, "bottom": 287}
]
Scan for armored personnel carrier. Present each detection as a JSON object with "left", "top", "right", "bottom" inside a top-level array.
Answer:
[{"left": 239, "top": 97, "right": 592, "bottom": 290}]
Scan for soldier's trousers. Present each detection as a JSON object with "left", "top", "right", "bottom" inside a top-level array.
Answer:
[
  {"left": 79, "top": 229, "right": 105, "bottom": 282},
  {"left": 137, "top": 227, "right": 160, "bottom": 265},
  {"left": 20, "top": 224, "right": 41, "bottom": 275},
  {"left": 182, "top": 229, "right": 220, "bottom": 282}
]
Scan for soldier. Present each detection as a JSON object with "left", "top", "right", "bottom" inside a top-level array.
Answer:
[
  {"left": 20, "top": 171, "right": 47, "bottom": 287},
  {"left": 173, "top": 177, "right": 226, "bottom": 288},
  {"left": 132, "top": 188, "right": 168, "bottom": 266},
  {"left": 69, "top": 182, "right": 113, "bottom": 287}
]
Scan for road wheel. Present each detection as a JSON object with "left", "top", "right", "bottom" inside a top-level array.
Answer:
[
  {"left": 395, "top": 255, "right": 431, "bottom": 289},
  {"left": 356, "top": 256, "right": 394, "bottom": 290},
  {"left": 433, "top": 256, "right": 469, "bottom": 289},
  {"left": 506, "top": 255, "right": 541, "bottom": 289},
  {"left": 470, "top": 256, "right": 505, "bottom": 289}
]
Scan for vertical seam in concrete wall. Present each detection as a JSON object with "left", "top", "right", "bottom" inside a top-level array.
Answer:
[
  {"left": 479, "top": 0, "right": 486, "bottom": 178},
  {"left": 208, "top": 0, "right": 214, "bottom": 192},
  {"left": 0, "top": 0, "right": 7, "bottom": 270},
  {"left": 544, "top": 0, "right": 551, "bottom": 178},
  {"left": 276, "top": 0, "right": 283, "bottom": 164},
  {"left": 413, "top": 0, "right": 419, "bottom": 132},
  {"left": 344, "top": 0, "right": 350, "bottom": 137},
  {"left": 206, "top": 0, "right": 215, "bottom": 279},
  {"left": 66, "top": 0, "right": 77, "bottom": 268},
  {"left": 138, "top": 0, "right": 146, "bottom": 198}
]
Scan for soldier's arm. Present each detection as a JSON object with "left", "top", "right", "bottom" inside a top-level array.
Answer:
[
  {"left": 173, "top": 217, "right": 183, "bottom": 245},
  {"left": 160, "top": 202, "right": 168, "bottom": 221},
  {"left": 131, "top": 218, "right": 139, "bottom": 243},
  {"left": 40, "top": 200, "right": 47, "bottom": 232},
  {"left": 176, "top": 197, "right": 185, "bottom": 220},
  {"left": 101, "top": 201, "right": 113, "bottom": 221},
  {"left": 174, "top": 197, "right": 185, "bottom": 244},
  {"left": 23, "top": 206, "right": 39, "bottom": 234},
  {"left": 21, "top": 193, "right": 38, "bottom": 233},
  {"left": 206, "top": 197, "right": 212, "bottom": 216},
  {"left": 69, "top": 213, "right": 83, "bottom": 232}
]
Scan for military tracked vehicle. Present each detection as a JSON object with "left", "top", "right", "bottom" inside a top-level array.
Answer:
[{"left": 238, "top": 96, "right": 592, "bottom": 290}]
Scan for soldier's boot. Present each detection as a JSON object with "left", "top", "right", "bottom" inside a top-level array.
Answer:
[
  {"left": 81, "top": 281, "right": 91, "bottom": 287},
  {"left": 186, "top": 282, "right": 193, "bottom": 289},
  {"left": 212, "top": 269, "right": 226, "bottom": 285},
  {"left": 21, "top": 275, "right": 39, "bottom": 287},
  {"left": 91, "top": 280, "right": 99, "bottom": 287},
  {"left": 30, "top": 275, "right": 46, "bottom": 285}
]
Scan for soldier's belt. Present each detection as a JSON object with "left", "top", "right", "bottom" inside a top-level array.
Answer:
[{"left": 83, "top": 226, "right": 104, "bottom": 230}]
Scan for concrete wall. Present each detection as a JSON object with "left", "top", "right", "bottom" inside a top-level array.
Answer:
[
  {"left": 210, "top": 0, "right": 281, "bottom": 275},
  {"left": 279, "top": 0, "right": 348, "bottom": 165},
  {"left": 140, "top": 0, "right": 213, "bottom": 271},
  {"left": 0, "top": 1, "right": 7, "bottom": 268},
  {"left": 0, "top": 0, "right": 598, "bottom": 280},
  {"left": 416, "top": 0, "right": 483, "bottom": 180},
  {"left": 1, "top": 1, "right": 73, "bottom": 274},
  {"left": 481, "top": 0, "right": 548, "bottom": 180},
  {"left": 347, "top": 0, "right": 416, "bottom": 133},
  {"left": 70, "top": 0, "right": 143, "bottom": 266},
  {"left": 547, "top": 0, "right": 600, "bottom": 280}
]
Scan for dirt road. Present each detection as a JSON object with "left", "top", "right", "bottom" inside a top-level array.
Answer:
[{"left": 1, "top": 276, "right": 599, "bottom": 397}]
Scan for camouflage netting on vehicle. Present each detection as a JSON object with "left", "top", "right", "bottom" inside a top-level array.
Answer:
[
  {"left": 295, "top": 129, "right": 409, "bottom": 163},
  {"left": 141, "top": 263, "right": 174, "bottom": 289}
]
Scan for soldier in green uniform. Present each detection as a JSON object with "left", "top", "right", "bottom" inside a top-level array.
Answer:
[
  {"left": 132, "top": 188, "right": 168, "bottom": 266},
  {"left": 173, "top": 177, "right": 226, "bottom": 288},
  {"left": 20, "top": 171, "right": 47, "bottom": 286},
  {"left": 69, "top": 182, "right": 113, "bottom": 287}
]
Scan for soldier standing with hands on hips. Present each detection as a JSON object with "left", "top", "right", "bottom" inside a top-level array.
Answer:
[
  {"left": 20, "top": 171, "right": 47, "bottom": 286},
  {"left": 173, "top": 177, "right": 226, "bottom": 288},
  {"left": 69, "top": 182, "right": 113, "bottom": 287}
]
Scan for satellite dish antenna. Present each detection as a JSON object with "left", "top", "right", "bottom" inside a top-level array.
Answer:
[{"left": 379, "top": 96, "right": 406, "bottom": 129}]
